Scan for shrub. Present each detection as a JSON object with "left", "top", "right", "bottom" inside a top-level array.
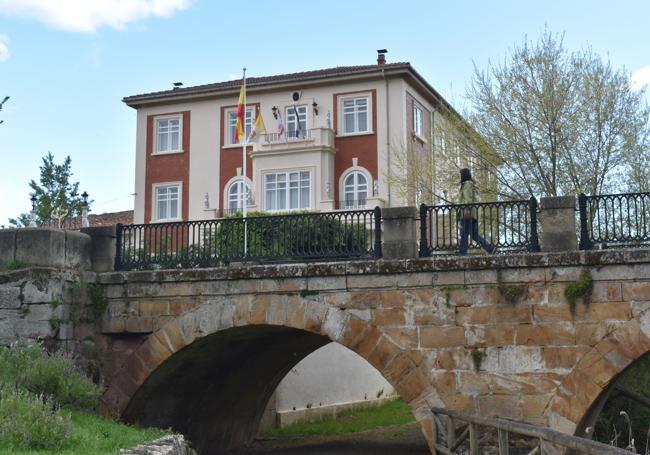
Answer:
[
  {"left": 0, "top": 388, "right": 71, "bottom": 450},
  {"left": 0, "top": 344, "right": 102, "bottom": 411},
  {"left": 213, "top": 211, "right": 371, "bottom": 260}
]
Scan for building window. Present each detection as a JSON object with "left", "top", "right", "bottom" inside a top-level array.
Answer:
[
  {"left": 265, "top": 171, "right": 310, "bottom": 211},
  {"left": 156, "top": 117, "right": 181, "bottom": 153},
  {"left": 227, "top": 179, "right": 250, "bottom": 211},
  {"left": 341, "top": 96, "right": 369, "bottom": 134},
  {"left": 285, "top": 106, "right": 307, "bottom": 138},
  {"left": 413, "top": 105, "right": 423, "bottom": 137},
  {"left": 227, "top": 109, "right": 255, "bottom": 144},
  {"left": 154, "top": 184, "right": 180, "bottom": 221},
  {"left": 343, "top": 171, "right": 368, "bottom": 208}
]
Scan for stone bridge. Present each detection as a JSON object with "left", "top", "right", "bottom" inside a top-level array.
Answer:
[
  {"left": 2, "top": 228, "right": 650, "bottom": 454},
  {"left": 93, "top": 250, "right": 650, "bottom": 453}
]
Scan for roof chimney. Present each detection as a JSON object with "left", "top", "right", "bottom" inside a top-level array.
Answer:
[{"left": 377, "top": 49, "right": 387, "bottom": 65}]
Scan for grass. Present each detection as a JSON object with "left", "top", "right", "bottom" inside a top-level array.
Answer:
[
  {"left": 0, "top": 408, "right": 168, "bottom": 455},
  {"left": 263, "top": 399, "right": 415, "bottom": 439}
]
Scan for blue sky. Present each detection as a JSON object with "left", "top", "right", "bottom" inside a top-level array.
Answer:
[{"left": 1, "top": 0, "right": 649, "bottom": 225}]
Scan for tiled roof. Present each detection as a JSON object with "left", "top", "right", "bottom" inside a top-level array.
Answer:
[
  {"left": 41, "top": 210, "right": 134, "bottom": 230},
  {"left": 123, "top": 63, "right": 412, "bottom": 105}
]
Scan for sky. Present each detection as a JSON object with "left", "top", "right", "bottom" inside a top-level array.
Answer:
[{"left": 0, "top": 0, "right": 649, "bottom": 225}]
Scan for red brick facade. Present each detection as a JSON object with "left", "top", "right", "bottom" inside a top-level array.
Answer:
[{"left": 144, "top": 111, "right": 190, "bottom": 222}]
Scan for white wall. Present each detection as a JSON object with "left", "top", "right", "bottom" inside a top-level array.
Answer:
[{"left": 274, "top": 342, "right": 393, "bottom": 411}]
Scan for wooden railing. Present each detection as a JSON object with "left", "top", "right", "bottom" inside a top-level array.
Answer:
[{"left": 431, "top": 407, "right": 633, "bottom": 455}]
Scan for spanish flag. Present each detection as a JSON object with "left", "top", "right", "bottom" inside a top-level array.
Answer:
[{"left": 235, "top": 84, "right": 245, "bottom": 143}]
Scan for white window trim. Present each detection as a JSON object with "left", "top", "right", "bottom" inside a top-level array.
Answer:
[
  {"left": 338, "top": 93, "right": 372, "bottom": 136},
  {"left": 409, "top": 96, "right": 430, "bottom": 144},
  {"left": 223, "top": 175, "right": 254, "bottom": 211},
  {"left": 153, "top": 114, "right": 184, "bottom": 155},
  {"left": 151, "top": 181, "right": 183, "bottom": 222},
  {"left": 284, "top": 105, "right": 309, "bottom": 138},
  {"left": 224, "top": 107, "right": 256, "bottom": 146},
  {"left": 262, "top": 169, "right": 313, "bottom": 212},
  {"left": 338, "top": 166, "right": 373, "bottom": 207}
]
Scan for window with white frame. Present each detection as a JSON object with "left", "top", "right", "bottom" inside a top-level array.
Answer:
[
  {"left": 343, "top": 171, "right": 368, "bottom": 208},
  {"left": 285, "top": 106, "right": 307, "bottom": 138},
  {"left": 413, "top": 104, "right": 423, "bottom": 137},
  {"left": 227, "top": 109, "right": 255, "bottom": 144},
  {"left": 265, "top": 171, "right": 310, "bottom": 211},
  {"left": 154, "top": 184, "right": 180, "bottom": 221},
  {"left": 156, "top": 117, "right": 181, "bottom": 153},
  {"left": 341, "top": 96, "right": 369, "bottom": 134},
  {"left": 227, "top": 179, "right": 250, "bottom": 211}
]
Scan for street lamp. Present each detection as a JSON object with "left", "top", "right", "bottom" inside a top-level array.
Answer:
[
  {"left": 81, "top": 191, "right": 90, "bottom": 228},
  {"left": 29, "top": 195, "right": 37, "bottom": 227}
]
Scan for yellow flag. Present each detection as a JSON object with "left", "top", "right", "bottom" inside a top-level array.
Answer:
[{"left": 250, "top": 111, "right": 266, "bottom": 141}]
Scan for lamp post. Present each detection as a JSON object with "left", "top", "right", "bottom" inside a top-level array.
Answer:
[
  {"left": 81, "top": 191, "right": 90, "bottom": 228},
  {"left": 29, "top": 195, "right": 37, "bottom": 227}
]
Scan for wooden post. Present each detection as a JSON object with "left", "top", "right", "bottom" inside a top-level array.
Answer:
[
  {"left": 446, "top": 416, "right": 455, "bottom": 449},
  {"left": 498, "top": 429, "right": 509, "bottom": 455},
  {"left": 469, "top": 422, "right": 478, "bottom": 455}
]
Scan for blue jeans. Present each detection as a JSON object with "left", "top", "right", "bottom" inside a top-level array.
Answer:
[{"left": 459, "top": 218, "right": 493, "bottom": 255}]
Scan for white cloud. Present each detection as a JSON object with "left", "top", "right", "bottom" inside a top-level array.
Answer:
[
  {"left": 0, "top": 0, "right": 190, "bottom": 33},
  {"left": 631, "top": 66, "right": 650, "bottom": 91},
  {"left": 0, "top": 34, "right": 8, "bottom": 62}
]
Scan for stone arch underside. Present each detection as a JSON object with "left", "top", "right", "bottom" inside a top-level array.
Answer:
[
  {"left": 544, "top": 308, "right": 650, "bottom": 435},
  {"left": 100, "top": 298, "right": 437, "bottom": 454}
]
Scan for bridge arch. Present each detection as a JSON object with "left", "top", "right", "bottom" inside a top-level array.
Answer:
[
  {"left": 100, "top": 294, "right": 439, "bottom": 453},
  {"left": 545, "top": 308, "right": 650, "bottom": 435}
]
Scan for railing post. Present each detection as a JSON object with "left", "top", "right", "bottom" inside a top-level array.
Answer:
[
  {"left": 578, "top": 193, "right": 593, "bottom": 250},
  {"left": 373, "top": 206, "right": 382, "bottom": 259},
  {"left": 114, "top": 223, "right": 123, "bottom": 271},
  {"left": 528, "top": 196, "right": 541, "bottom": 252},
  {"left": 418, "top": 203, "right": 430, "bottom": 257}
]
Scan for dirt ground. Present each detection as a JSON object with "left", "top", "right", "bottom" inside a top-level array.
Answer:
[{"left": 224, "top": 422, "right": 430, "bottom": 455}]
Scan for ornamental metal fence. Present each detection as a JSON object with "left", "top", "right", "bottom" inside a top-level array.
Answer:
[
  {"left": 579, "top": 192, "right": 650, "bottom": 250},
  {"left": 115, "top": 208, "right": 381, "bottom": 270},
  {"left": 418, "top": 198, "right": 540, "bottom": 257}
]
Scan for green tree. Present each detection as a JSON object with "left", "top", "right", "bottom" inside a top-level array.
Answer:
[
  {"left": 467, "top": 30, "right": 650, "bottom": 198},
  {"left": 0, "top": 95, "right": 8, "bottom": 125},
  {"left": 9, "top": 152, "right": 86, "bottom": 227}
]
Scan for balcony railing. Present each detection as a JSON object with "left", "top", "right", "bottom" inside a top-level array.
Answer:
[
  {"left": 579, "top": 191, "right": 650, "bottom": 249},
  {"left": 418, "top": 198, "right": 540, "bottom": 256},
  {"left": 253, "top": 128, "right": 335, "bottom": 155},
  {"left": 115, "top": 208, "right": 382, "bottom": 270},
  {"left": 335, "top": 199, "right": 369, "bottom": 210}
]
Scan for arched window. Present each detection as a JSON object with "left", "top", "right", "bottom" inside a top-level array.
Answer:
[
  {"left": 228, "top": 180, "right": 250, "bottom": 212},
  {"left": 343, "top": 171, "right": 368, "bottom": 209}
]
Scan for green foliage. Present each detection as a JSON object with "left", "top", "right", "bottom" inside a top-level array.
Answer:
[
  {"left": 264, "top": 399, "right": 414, "bottom": 439},
  {"left": 9, "top": 152, "right": 89, "bottom": 227},
  {"left": 0, "top": 344, "right": 102, "bottom": 411},
  {"left": 87, "top": 284, "right": 107, "bottom": 319},
  {"left": 468, "top": 29, "right": 650, "bottom": 198},
  {"left": 213, "top": 212, "right": 370, "bottom": 261},
  {"left": 564, "top": 268, "right": 593, "bottom": 315},
  {"left": 595, "top": 353, "right": 650, "bottom": 452},
  {"left": 0, "top": 388, "right": 71, "bottom": 451},
  {"left": 0, "top": 260, "right": 28, "bottom": 272},
  {"left": 496, "top": 270, "right": 525, "bottom": 305}
]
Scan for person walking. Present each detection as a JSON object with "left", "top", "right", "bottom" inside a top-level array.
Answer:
[{"left": 458, "top": 168, "right": 494, "bottom": 255}]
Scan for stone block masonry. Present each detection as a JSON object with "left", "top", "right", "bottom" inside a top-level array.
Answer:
[{"left": 94, "top": 248, "right": 650, "bottom": 453}]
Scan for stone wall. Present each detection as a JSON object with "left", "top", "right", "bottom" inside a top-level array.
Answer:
[{"left": 96, "top": 249, "right": 650, "bottom": 452}]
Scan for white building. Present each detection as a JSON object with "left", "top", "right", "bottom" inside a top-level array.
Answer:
[{"left": 123, "top": 51, "right": 482, "bottom": 427}]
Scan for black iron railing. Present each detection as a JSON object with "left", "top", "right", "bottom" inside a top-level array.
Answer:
[
  {"left": 115, "top": 208, "right": 382, "bottom": 270},
  {"left": 579, "top": 192, "right": 650, "bottom": 250},
  {"left": 418, "top": 198, "right": 540, "bottom": 256}
]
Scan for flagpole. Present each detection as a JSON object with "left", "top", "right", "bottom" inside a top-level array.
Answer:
[{"left": 242, "top": 67, "right": 248, "bottom": 256}]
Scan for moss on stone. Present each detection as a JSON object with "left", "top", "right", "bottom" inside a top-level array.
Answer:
[{"left": 564, "top": 268, "right": 593, "bottom": 315}]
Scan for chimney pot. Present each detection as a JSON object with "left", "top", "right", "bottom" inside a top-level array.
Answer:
[{"left": 377, "top": 49, "right": 387, "bottom": 66}]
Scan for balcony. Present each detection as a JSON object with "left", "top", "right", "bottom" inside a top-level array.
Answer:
[{"left": 250, "top": 127, "right": 336, "bottom": 157}]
